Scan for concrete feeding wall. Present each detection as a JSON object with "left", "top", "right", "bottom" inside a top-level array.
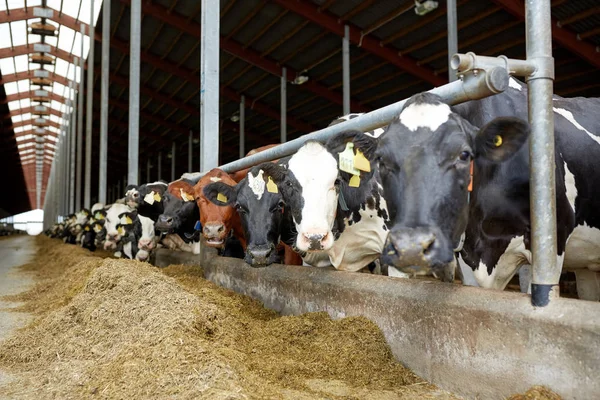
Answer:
[{"left": 155, "top": 248, "right": 600, "bottom": 400}]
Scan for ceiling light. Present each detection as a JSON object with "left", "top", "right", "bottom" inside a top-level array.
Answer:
[
  {"left": 292, "top": 74, "right": 309, "bottom": 85},
  {"left": 414, "top": 0, "right": 438, "bottom": 16}
]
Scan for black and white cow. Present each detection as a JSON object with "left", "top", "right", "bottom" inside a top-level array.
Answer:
[
  {"left": 125, "top": 181, "right": 168, "bottom": 222},
  {"left": 103, "top": 203, "right": 135, "bottom": 251},
  {"left": 203, "top": 162, "right": 300, "bottom": 266},
  {"left": 257, "top": 131, "right": 390, "bottom": 272},
  {"left": 378, "top": 82, "right": 600, "bottom": 300},
  {"left": 115, "top": 210, "right": 157, "bottom": 261},
  {"left": 155, "top": 190, "right": 201, "bottom": 254}
]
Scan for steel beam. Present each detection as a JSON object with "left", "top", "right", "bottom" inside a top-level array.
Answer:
[
  {"left": 99, "top": 0, "right": 111, "bottom": 204},
  {"left": 69, "top": 79, "right": 76, "bottom": 213},
  {"left": 128, "top": 0, "right": 141, "bottom": 186},
  {"left": 342, "top": 25, "right": 350, "bottom": 114},
  {"left": 281, "top": 67, "right": 287, "bottom": 143},
  {"left": 447, "top": 0, "right": 458, "bottom": 82},
  {"left": 199, "top": 0, "right": 220, "bottom": 172},
  {"left": 84, "top": 0, "right": 95, "bottom": 208},
  {"left": 76, "top": 48, "right": 84, "bottom": 211}
]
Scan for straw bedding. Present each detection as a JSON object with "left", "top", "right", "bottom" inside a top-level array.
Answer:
[{"left": 0, "top": 236, "right": 560, "bottom": 399}]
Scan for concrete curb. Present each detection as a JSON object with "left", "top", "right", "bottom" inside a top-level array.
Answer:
[{"left": 155, "top": 248, "right": 600, "bottom": 400}]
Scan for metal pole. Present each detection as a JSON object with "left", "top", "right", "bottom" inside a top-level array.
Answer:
[
  {"left": 281, "top": 67, "right": 287, "bottom": 143},
  {"left": 84, "top": 0, "right": 95, "bottom": 208},
  {"left": 526, "top": 0, "right": 557, "bottom": 307},
  {"left": 188, "top": 131, "right": 193, "bottom": 172},
  {"left": 447, "top": 0, "right": 458, "bottom": 82},
  {"left": 128, "top": 0, "right": 141, "bottom": 186},
  {"left": 76, "top": 27, "right": 85, "bottom": 211},
  {"left": 69, "top": 79, "right": 76, "bottom": 213},
  {"left": 342, "top": 25, "right": 351, "bottom": 114},
  {"left": 157, "top": 152, "right": 162, "bottom": 180},
  {"left": 199, "top": 0, "right": 220, "bottom": 172},
  {"left": 99, "top": 0, "right": 111, "bottom": 204},
  {"left": 171, "top": 142, "right": 176, "bottom": 181},
  {"left": 239, "top": 95, "right": 245, "bottom": 159}
]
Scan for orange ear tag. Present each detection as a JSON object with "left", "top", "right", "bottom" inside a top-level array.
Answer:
[{"left": 468, "top": 161, "right": 474, "bottom": 192}]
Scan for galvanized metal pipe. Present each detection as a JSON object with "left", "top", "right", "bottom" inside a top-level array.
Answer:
[
  {"left": 69, "top": 81, "right": 76, "bottom": 213},
  {"left": 281, "top": 67, "right": 287, "bottom": 143},
  {"left": 76, "top": 30, "right": 85, "bottom": 211},
  {"left": 171, "top": 141, "right": 176, "bottom": 181},
  {"left": 99, "top": 0, "right": 111, "bottom": 204},
  {"left": 199, "top": 0, "right": 220, "bottom": 172},
  {"left": 239, "top": 95, "right": 245, "bottom": 159},
  {"left": 526, "top": 0, "right": 558, "bottom": 307},
  {"left": 128, "top": 0, "right": 141, "bottom": 186},
  {"left": 84, "top": 0, "right": 95, "bottom": 208},
  {"left": 188, "top": 131, "right": 193, "bottom": 172},
  {"left": 342, "top": 25, "right": 350, "bottom": 114},
  {"left": 447, "top": 0, "right": 458, "bottom": 82},
  {"left": 209, "top": 69, "right": 509, "bottom": 175},
  {"left": 451, "top": 52, "right": 537, "bottom": 77}
]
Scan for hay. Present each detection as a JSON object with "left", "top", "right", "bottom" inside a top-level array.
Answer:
[
  {"left": 0, "top": 237, "right": 559, "bottom": 399},
  {"left": 507, "top": 386, "right": 562, "bottom": 400}
]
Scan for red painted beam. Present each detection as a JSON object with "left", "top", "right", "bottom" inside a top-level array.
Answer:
[
  {"left": 0, "top": 70, "right": 75, "bottom": 88},
  {"left": 0, "top": 43, "right": 79, "bottom": 66},
  {"left": 0, "top": 7, "right": 90, "bottom": 34},
  {"left": 4, "top": 106, "right": 62, "bottom": 120},
  {"left": 11, "top": 118, "right": 61, "bottom": 130},
  {"left": 493, "top": 0, "right": 600, "bottom": 69},
  {"left": 120, "top": 0, "right": 368, "bottom": 113},
  {"left": 271, "top": 0, "right": 445, "bottom": 87},
  {"left": 2, "top": 90, "right": 67, "bottom": 104},
  {"left": 14, "top": 129, "right": 58, "bottom": 138}
]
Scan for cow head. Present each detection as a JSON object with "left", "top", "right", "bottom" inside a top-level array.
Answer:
[
  {"left": 204, "top": 163, "right": 287, "bottom": 266},
  {"left": 266, "top": 134, "right": 377, "bottom": 253},
  {"left": 124, "top": 185, "right": 139, "bottom": 208},
  {"left": 103, "top": 203, "right": 134, "bottom": 250},
  {"left": 194, "top": 169, "right": 241, "bottom": 248},
  {"left": 376, "top": 92, "right": 529, "bottom": 280},
  {"left": 80, "top": 223, "right": 96, "bottom": 251},
  {"left": 136, "top": 214, "right": 157, "bottom": 252},
  {"left": 92, "top": 220, "right": 106, "bottom": 247},
  {"left": 156, "top": 183, "right": 198, "bottom": 234}
]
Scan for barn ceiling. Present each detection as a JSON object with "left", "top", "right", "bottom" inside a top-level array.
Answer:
[{"left": 1, "top": 0, "right": 599, "bottom": 213}]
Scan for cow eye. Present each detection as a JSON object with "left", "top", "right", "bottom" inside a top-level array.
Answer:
[
  {"left": 277, "top": 200, "right": 285, "bottom": 209},
  {"left": 235, "top": 203, "right": 246, "bottom": 214},
  {"left": 458, "top": 151, "right": 471, "bottom": 161}
]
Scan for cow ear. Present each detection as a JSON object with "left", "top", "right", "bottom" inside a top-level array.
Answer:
[
  {"left": 474, "top": 117, "right": 529, "bottom": 162},
  {"left": 203, "top": 182, "right": 236, "bottom": 206},
  {"left": 259, "top": 162, "right": 287, "bottom": 186}
]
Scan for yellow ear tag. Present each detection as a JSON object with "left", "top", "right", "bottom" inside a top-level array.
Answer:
[
  {"left": 217, "top": 193, "right": 228, "bottom": 203},
  {"left": 353, "top": 149, "right": 371, "bottom": 172},
  {"left": 120, "top": 215, "right": 133, "bottom": 225},
  {"left": 154, "top": 192, "right": 162, "bottom": 202},
  {"left": 94, "top": 224, "right": 102, "bottom": 233},
  {"left": 117, "top": 226, "right": 124, "bottom": 235},
  {"left": 266, "top": 177, "right": 278, "bottom": 194},
  {"left": 339, "top": 142, "right": 361, "bottom": 175},
  {"left": 84, "top": 226, "right": 90, "bottom": 231},
  {"left": 144, "top": 191, "right": 155, "bottom": 205},
  {"left": 180, "top": 189, "right": 191, "bottom": 202},
  {"left": 95, "top": 212, "right": 104, "bottom": 220},
  {"left": 349, "top": 174, "right": 361, "bottom": 188},
  {"left": 493, "top": 135, "right": 503, "bottom": 147}
]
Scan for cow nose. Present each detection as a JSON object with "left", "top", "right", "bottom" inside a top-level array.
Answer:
[
  {"left": 382, "top": 227, "right": 438, "bottom": 274},
  {"left": 303, "top": 232, "right": 328, "bottom": 251},
  {"left": 247, "top": 245, "right": 274, "bottom": 267},
  {"left": 159, "top": 215, "right": 173, "bottom": 225},
  {"left": 203, "top": 223, "right": 225, "bottom": 238}
]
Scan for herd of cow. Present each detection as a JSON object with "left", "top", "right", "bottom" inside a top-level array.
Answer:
[{"left": 46, "top": 78, "right": 600, "bottom": 301}]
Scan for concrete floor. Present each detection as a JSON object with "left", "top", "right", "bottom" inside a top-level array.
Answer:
[{"left": 0, "top": 235, "right": 36, "bottom": 387}]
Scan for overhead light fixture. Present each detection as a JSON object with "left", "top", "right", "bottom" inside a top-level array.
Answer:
[
  {"left": 292, "top": 74, "right": 309, "bottom": 85},
  {"left": 230, "top": 112, "right": 240, "bottom": 122},
  {"left": 414, "top": 0, "right": 438, "bottom": 16}
]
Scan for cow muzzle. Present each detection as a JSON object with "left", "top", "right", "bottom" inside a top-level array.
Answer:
[
  {"left": 297, "top": 230, "right": 333, "bottom": 252},
  {"left": 138, "top": 238, "right": 155, "bottom": 251},
  {"left": 381, "top": 227, "right": 454, "bottom": 282},
  {"left": 203, "top": 223, "right": 226, "bottom": 247},
  {"left": 245, "top": 244, "right": 277, "bottom": 267},
  {"left": 155, "top": 215, "right": 174, "bottom": 232}
]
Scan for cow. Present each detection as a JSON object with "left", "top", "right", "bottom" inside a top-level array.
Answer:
[
  {"left": 115, "top": 211, "right": 156, "bottom": 262},
  {"left": 193, "top": 169, "right": 246, "bottom": 258},
  {"left": 203, "top": 162, "right": 303, "bottom": 266},
  {"left": 124, "top": 181, "right": 168, "bottom": 222},
  {"left": 255, "top": 131, "right": 390, "bottom": 273},
  {"left": 103, "top": 203, "right": 135, "bottom": 251},
  {"left": 80, "top": 223, "right": 97, "bottom": 251},
  {"left": 377, "top": 85, "right": 600, "bottom": 301},
  {"left": 155, "top": 179, "right": 202, "bottom": 254}
]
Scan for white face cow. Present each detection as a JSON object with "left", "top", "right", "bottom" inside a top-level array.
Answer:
[
  {"left": 137, "top": 214, "right": 157, "bottom": 253},
  {"left": 103, "top": 203, "right": 134, "bottom": 250}
]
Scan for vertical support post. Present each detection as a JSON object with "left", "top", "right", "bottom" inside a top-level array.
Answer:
[
  {"left": 342, "top": 25, "right": 351, "bottom": 114},
  {"left": 69, "top": 77, "right": 76, "bottom": 213},
  {"left": 128, "top": 0, "right": 141, "bottom": 186},
  {"left": 158, "top": 152, "right": 162, "bottom": 181},
  {"left": 84, "top": 0, "right": 95, "bottom": 208},
  {"left": 239, "top": 95, "right": 245, "bottom": 159},
  {"left": 281, "top": 67, "right": 287, "bottom": 143},
  {"left": 526, "top": 0, "right": 557, "bottom": 307},
  {"left": 199, "top": 0, "right": 220, "bottom": 172},
  {"left": 76, "top": 29, "right": 85, "bottom": 211},
  {"left": 99, "top": 0, "right": 111, "bottom": 204},
  {"left": 188, "top": 131, "right": 193, "bottom": 172},
  {"left": 447, "top": 0, "right": 458, "bottom": 82},
  {"left": 171, "top": 142, "right": 176, "bottom": 181}
]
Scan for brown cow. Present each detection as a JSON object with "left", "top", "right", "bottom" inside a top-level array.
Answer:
[{"left": 193, "top": 169, "right": 246, "bottom": 250}]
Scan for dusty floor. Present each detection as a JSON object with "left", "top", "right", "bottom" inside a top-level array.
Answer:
[{"left": 0, "top": 236, "right": 561, "bottom": 400}]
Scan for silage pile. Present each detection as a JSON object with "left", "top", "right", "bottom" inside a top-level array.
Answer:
[{"left": 0, "top": 237, "right": 562, "bottom": 400}]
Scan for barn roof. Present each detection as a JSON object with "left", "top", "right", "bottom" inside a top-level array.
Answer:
[{"left": 1, "top": 0, "right": 599, "bottom": 213}]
